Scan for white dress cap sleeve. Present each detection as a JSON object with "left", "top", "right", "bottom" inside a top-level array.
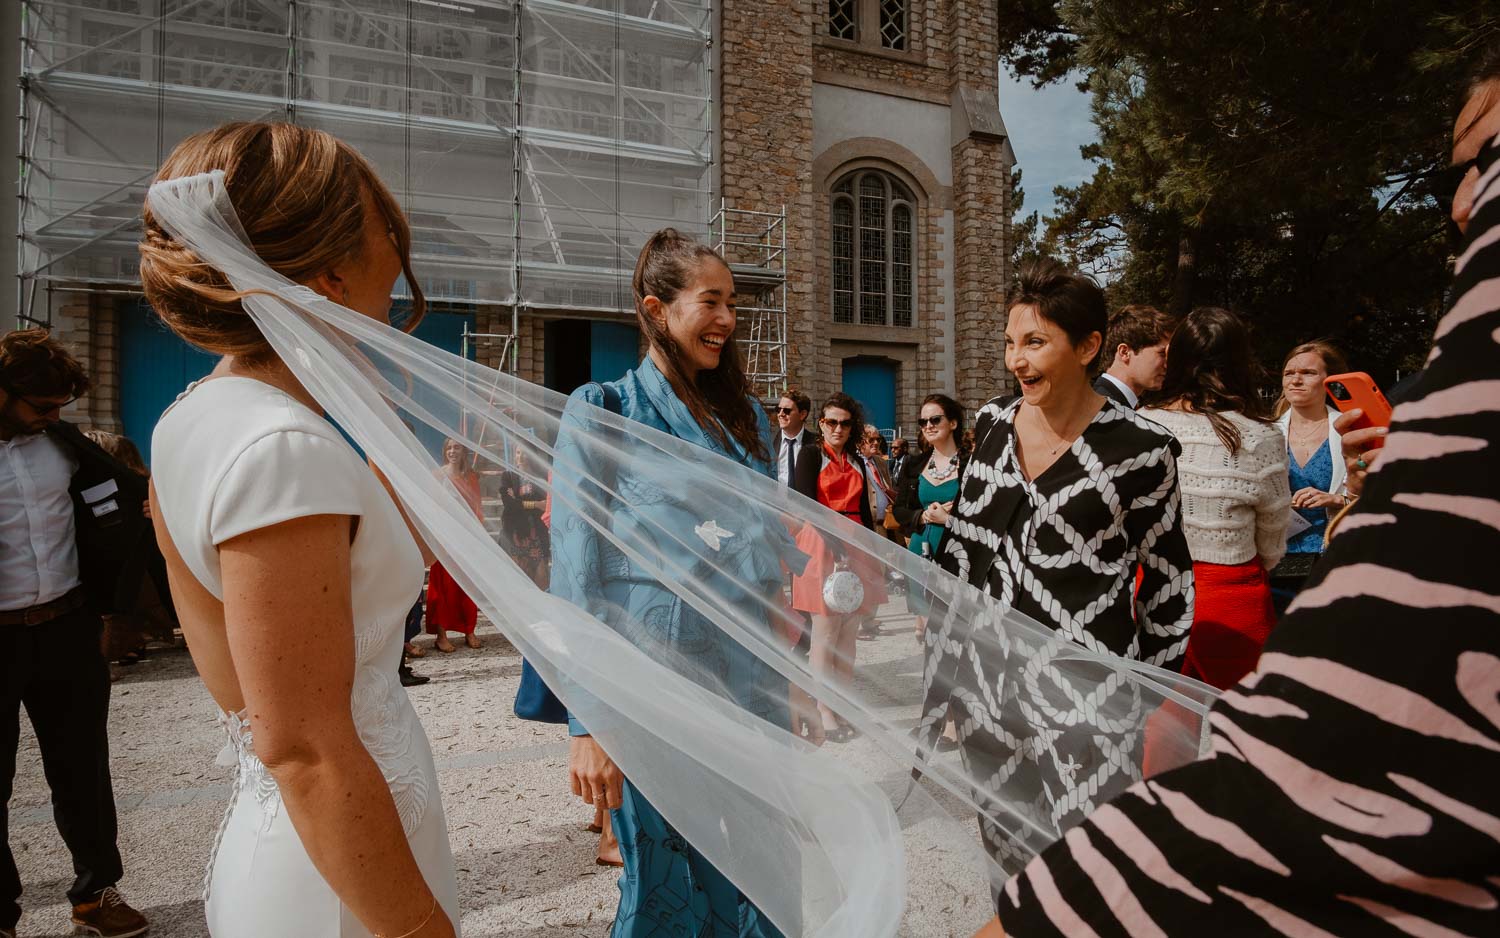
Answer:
[{"left": 209, "top": 429, "right": 365, "bottom": 546}]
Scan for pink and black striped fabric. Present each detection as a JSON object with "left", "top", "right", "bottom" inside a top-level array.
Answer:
[{"left": 997, "top": 132, "right": 1500, "bottom": 935}]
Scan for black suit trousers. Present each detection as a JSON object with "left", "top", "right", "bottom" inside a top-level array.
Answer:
[{"left": 2, "top": 607, "right": 121, "bottom": 927}]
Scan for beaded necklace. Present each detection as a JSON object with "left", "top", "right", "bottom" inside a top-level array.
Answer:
[{"left": 926, "top": 451, "right": 960, "bottom": 482}]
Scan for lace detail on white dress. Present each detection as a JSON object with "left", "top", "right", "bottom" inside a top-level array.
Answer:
[
  {"left": 351, "top": 665, "right": 430, "bottom": 837},
  {"left": 219, "top": 708, "right": 282, "bottom": 830},
  {"left": 202, "top": 639, "right": 430, "bottom": 900},
  {"left": 203, "top": 708, "right": 279, "bottom": 900}
]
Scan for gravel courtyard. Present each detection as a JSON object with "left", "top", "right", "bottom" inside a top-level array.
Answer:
[{"left": 11, "top": 602, "right": 992, "bottom": 937}]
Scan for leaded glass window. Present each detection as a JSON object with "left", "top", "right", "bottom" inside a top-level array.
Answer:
[
  {"left": 828, "top": 0, "right": 858, "bottom": 41},
  {"left": 832, "top": 199, "right": 855, "bottom": 323},
  {"left": 879, "top": 0, "right": 907, "bottom": 50},
  {"left": 892, "top": 204, "right": 913, "bottom": 326},
  {"left": 831, "top": 170, "right": 916, "bottom": 327},
  {"left": 858, "top": 176, "right": 887, "bottom": 325}
]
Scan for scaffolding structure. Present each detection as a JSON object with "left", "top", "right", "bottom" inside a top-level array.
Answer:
[
  {"left": 17, "top": 0, "right": 716, "bottom": 363},
  {"left": 712, "top": 199, "right": 786, "bottom": 400}
]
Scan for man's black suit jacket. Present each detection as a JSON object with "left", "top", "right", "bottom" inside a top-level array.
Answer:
[
  {"left": 776, "top": 426, "right": 820, "bottom": 483},
  {"left": 1093, "top": 374, "right": 1135, "bottom": 408},
  {"left": 45, "top": 421, "right": 157, "bottom": 615}
]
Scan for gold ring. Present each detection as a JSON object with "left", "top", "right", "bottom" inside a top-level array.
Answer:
[{"left": 1355, "top": 457, "right": 1369, "bottom": 470}]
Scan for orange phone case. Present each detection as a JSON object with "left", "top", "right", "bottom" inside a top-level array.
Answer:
[{"left": 1323, "top": 372, "right": 1392, "bottom": 438}]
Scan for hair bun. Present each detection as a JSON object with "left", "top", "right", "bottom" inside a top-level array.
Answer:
[
  {"left": 139, "top": 121, "right": 424, "bottom": 361},
  {"left": 138, "top": 216, "right": 266, "bottom": 358}
]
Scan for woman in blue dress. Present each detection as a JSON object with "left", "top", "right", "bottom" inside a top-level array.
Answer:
[
  {"left": 1271, "top": 341, "right": 1350, "bottom": 612},
  {"left": 893, "top": 394, "right": 968, "bottom": 637},
  {"left": 547, "top": 228, "right": 795, "bottom": 937}
]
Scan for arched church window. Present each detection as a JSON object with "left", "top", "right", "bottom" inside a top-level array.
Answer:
[{"left": 830, "top": 170, "right": 916, "bottom": 327}]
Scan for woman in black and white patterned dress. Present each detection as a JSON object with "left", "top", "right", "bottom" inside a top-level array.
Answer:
[
  {"left": 926, "top": 259, "right": 1195, "bottom": 875},
  {"left": 975, "top": 60, "right": 1500, "bottom": 938}
]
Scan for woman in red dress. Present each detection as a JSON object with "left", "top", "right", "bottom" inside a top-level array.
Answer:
[
  {"left": 790, "top": 392, "right": 885, "bottom": 742},
  {"left": 427, "top": 438, "right": 483, "bottom": 652}
]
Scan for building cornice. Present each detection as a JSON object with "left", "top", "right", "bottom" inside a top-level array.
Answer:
[{"left": 811, "top": 70, "right": 949, "bottom": 107}]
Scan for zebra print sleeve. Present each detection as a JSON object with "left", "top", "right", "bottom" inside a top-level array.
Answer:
[{"left": 997, "top": 131, "right": 1500, "bottom": 936}]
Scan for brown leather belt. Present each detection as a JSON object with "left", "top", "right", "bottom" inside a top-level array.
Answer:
[{"left": 0, "top": 586, "right": 89, "bottom": 626}]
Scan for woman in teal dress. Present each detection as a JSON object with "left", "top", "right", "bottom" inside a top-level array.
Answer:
[
  {"left": 547, "top": 229, "right": 799, "bottom": 938},
  {"left": 893, "top": 394, "right": 968, "bottom": 633}
]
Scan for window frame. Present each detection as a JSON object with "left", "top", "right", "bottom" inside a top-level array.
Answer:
[
  {"left": 827, "top": 0, "right": 859, "bottom": 42},
  {"left": 824, "top": 0, "right": 910, "bottom": 53},
  {"left": 830, "top": 169, "right": 917, "bottom": 328},
  {"left": 876, "top": 0, "right": 908, "bottom": 51}
]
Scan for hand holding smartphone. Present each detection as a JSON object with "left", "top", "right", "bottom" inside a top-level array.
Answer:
[{"left": 1323, "top": 372, "right": 1392, "bottom": 444}]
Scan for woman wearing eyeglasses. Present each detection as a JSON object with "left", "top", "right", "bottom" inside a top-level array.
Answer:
[
  {"left": 790, "top": 392, "right": 884, "bottom": 743},
  {"left": 893, "top": 394, "right": 967, "bottom": 639}
]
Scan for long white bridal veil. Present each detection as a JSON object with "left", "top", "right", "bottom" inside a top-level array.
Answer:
[{"left": 146, "top": 170, "right": 1218, "bottom": 936}]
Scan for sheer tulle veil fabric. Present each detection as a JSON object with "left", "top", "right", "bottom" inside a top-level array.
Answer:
[{"left": 146, "top": 170, "right": 1218, "bottom": 936}]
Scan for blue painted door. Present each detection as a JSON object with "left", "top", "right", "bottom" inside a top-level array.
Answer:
[
  {"left": 392, "top": 307, "right": 477, "bottom": 460},
  {"left": 842, "top": 356, "right": 898, "bottom": 434},
  {"left": 590, "top": 321, "right": 640, "bottom": 383},
  {"left": 544, "top": 319, "right": 641, "bottom": 395},
  {"left": 118, "top": 302, "right": 218, "bottom": 464},
  {"left": 118, "top": 301, "right": 474, "bottom": 465}
]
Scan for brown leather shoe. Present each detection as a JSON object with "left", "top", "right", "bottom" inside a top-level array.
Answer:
[{"left": 70, "top": 886, "right": 149, "bottom": 937}]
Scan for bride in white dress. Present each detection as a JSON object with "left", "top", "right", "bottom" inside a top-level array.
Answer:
[{"left": 141, "top": 123, "right": 459, "bottom": 938}]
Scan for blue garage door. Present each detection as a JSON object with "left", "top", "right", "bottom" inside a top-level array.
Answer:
[
  {"left": 544, "top": 319, "right": 642, "bottom": 394},
  {"left": 400, "top": 306, "right": 478, "bottom": 460},
  {"left": 590, "top": 322, "right": 641, "bottom": 384},
  {"left": 842, "top": 356, "right": 898, "bottom": 434},
  {"left": 119, "top": 301, "right": 474, "bottom": 465},
  {"left": 118, "top": 302, "right": 218, "bottom": 463}
]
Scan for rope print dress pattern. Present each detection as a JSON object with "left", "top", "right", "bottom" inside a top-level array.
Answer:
[
  {"left": 996, "top": 130, "right": 1500, "bottom": 937},
  {"left": 923, "top": 398, "right": 1195, "bottom": 874}
]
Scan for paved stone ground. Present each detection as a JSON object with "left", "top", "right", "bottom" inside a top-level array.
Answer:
[{"left": 11, "top": 601, "right": 993, "bottom": 937}]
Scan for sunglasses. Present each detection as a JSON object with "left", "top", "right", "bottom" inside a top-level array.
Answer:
[
  {"left": 820, "top": 417, "right": 855, "bottom": 430},
  {"left": 775, "top": 406, "right": 799, "bottom": 415},
  {"left": 917, "top": 415, "right": 948, "bottom": 428}
]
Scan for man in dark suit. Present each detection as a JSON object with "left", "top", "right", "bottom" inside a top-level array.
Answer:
[
  {"left": 772, "top": 389, "right": 819, "bottom": 658},
  {"left": 887, "top": 437, "right": 910, "bottom": 480},
  {"left": 773, "top": 389, "right": 819, "bottom": 487},
  {"left": 1, "top": 330, "right": 149, "bottom": 938},
  {"left": 1094, "top": 304, "right": 1176, "bottom": 409}
]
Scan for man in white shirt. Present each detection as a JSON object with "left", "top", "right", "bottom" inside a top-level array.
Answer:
[
  {"left": 1094, "top": 304, "right": 1176, "bottom": 409},
  {"left": 1, "top": 330, "right": 147, "bottom": 938},
  {"left": 773, "top": 389, "right": 818, "bottom": 487}
]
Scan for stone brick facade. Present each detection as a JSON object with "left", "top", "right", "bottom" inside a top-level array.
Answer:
[
  {"left": 47, "top": 0, "right": 1013, "bottom": 439},
  {"left": 718, "top": 0, "right": 820, "bottom": 395},
  {"left": 813, "top": 0, "right": 949, "bottom": 96},
  {"left": 46, "top": 290, "right": 121, "bottom": 432},
  {"left": 723, "top": 0, "right": 1014, "bottom": 430}
]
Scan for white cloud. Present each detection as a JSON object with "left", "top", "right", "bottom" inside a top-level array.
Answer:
[{"left": 997, "top": 69, "right": 1097, "bottom": 220}]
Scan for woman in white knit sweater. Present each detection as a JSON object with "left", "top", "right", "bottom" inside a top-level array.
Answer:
[{"left": 1143, "top": 308, "right": 1289, "bottom": 689}]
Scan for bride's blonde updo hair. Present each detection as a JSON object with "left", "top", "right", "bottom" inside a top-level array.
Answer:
[{"left": 139, "top": 121, "right": 424, "bottom": 359}]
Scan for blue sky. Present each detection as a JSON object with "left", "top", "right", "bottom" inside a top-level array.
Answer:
[{"left": 997, "top": 69, "right": 1097, "bottom": 221}]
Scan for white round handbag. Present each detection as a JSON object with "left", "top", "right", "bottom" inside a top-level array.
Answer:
[{"left": 822, "top": 560, "right": 865, "bottom": 615}]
